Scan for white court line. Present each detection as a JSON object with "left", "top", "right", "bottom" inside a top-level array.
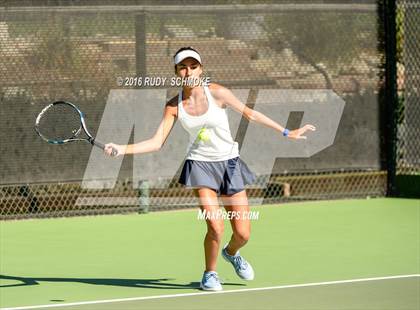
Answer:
[{"left": 1, "top": 274, "right": 419, "bottom": 310}]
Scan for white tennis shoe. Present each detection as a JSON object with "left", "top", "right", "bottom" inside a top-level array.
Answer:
[
  {"left": 221, "top": 244, "right": 254, "bottom": 280},
  {"left": 200, "top": 271, "right": 223, "bottom": 291}
]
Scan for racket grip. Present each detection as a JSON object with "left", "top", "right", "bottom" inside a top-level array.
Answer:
[{"left": 93, "top": 140, "right": 118, "bottom": 157}]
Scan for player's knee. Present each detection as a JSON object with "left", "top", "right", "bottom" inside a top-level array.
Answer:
[
  {"left": 207, "top": 223, "right": 224, "bottom": 241},
  {"left": 234, "top": 230, "right": 250, "bottom": 244}
]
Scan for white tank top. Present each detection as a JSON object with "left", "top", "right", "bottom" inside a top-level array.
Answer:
[{"left": 178, "top": 85, "right": 239, "bottom": 161}]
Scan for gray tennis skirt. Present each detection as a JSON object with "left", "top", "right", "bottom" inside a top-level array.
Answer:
[{"left": 179, "top": 157, "right": 256, "bottom": 195}]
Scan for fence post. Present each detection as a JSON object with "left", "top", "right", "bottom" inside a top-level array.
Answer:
[
  {"left": 384, "top": 0, "right": 398, "bottom": 196},
  {"left": 135, "top": 11, "right": 147, "bottom": 78},
  {"left": 138, "top": 180, "right": 150, "bottom": 214}
]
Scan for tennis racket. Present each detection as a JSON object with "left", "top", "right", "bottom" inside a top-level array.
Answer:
[{"left": 35, "top": 101, "right": 117, "bottom": 156}]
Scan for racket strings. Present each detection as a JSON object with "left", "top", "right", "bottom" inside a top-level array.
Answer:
[{"left": 37, "top": 104, "right": 82, "bottom": 141}]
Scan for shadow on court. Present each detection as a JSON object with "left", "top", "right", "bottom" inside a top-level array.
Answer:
[{"left": 0, "top": 274, "right": 245, "bottom": 290}]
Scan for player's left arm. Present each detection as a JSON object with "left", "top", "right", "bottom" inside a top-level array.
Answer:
[{"left": 209, "top": 83, "right": 316, "bottom": 139}]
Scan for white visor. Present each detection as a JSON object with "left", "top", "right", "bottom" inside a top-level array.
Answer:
[{"left": 174, "top": 50, "right": 202, "bottom": 65}]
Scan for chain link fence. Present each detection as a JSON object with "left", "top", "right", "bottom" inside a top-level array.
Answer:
[
  {"left": 1, "top": 170, "right": 387, "bottom": 220},
  {"left": 396, "top": 0, "right": 420, "bottom": 175},
  {"left": 0, "top": 1, "right": 402, "bottom": 219}
]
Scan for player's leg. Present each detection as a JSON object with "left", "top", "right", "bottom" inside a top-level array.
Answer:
[
  {"left": 197, "top": 187, "right": 224, "bottom": 271},
  {"left": 222, "top": 190, "right": 251, "bottom": 255},
  {"left": 197, "top": 187, "right": 224, "bottom": 291},
  {"left": 221, "top": 190, "right": 255, "bottom": 280}
]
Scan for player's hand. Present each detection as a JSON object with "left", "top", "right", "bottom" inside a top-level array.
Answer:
[
  {"left": 104, "top": 143, "right": 125, "bottom": 157},
  {"left": 288, "top": 124, "right": 316, "bottom": 140}
]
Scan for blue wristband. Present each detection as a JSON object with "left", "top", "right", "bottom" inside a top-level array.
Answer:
[{"left": 282, "top": 129, "right": 290, "bottom": 137}]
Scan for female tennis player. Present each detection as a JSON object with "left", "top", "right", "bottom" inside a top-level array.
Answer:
[{"left": 105, "top": 47, "right": 316, "bottom": 291}]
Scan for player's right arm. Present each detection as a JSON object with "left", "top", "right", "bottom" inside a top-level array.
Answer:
[{"left": 104, "top": 97, "right": 178, "bottom": 156}]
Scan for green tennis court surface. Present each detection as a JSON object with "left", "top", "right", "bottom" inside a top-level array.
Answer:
[{"left": 1, "top": 198, "right": 419, "bottom": 309}]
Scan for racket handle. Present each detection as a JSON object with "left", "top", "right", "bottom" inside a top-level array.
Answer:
[{"left": 92, "top": 140, "right": 118, "bottom": 157}]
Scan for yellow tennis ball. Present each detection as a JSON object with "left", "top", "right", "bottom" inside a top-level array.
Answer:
[{"left": 197, "top": 128, "right": 210, "bottom": 142}]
